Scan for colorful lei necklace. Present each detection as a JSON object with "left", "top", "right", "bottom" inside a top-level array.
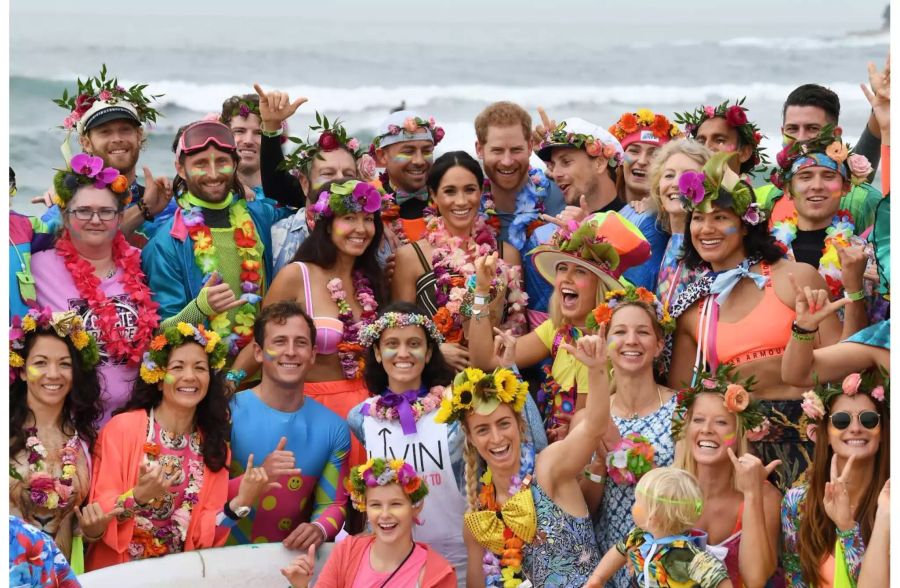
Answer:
[
  {"left": 363, "top": 386, "right": 446, "bottom": 434},
  {"left": 20, "top": 428, "right": 81, "bottom": 511},
  {"left": 128, "top": 408, "right": 203, "bottom": 558},
  {"left": 481, "top": 168, "right": 550, "bottom": 250},
  {"left": 772, "top": 208, "right": 855, "bottom": 298},
  {"left": 180, "top": 194, "right": 263, "bottom": 355},
  {"left": 478, "top": 443, "right": 536, "bottom": 588},
  {"left": 326, "top": 272, "right": 378, "bottom": 380},
  {"left": 56, "top": 231, "right": 160, "bottom": 366}
]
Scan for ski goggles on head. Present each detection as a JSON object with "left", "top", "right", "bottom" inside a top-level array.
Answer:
[
  {"left": 175, "top": 121, "right": 237, "bottom": 159},
  {"left": 829, "top": 410, "right": 881, "bottom": 430}
]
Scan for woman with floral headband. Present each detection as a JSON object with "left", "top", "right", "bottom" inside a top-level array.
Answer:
[
  {"left": 281, "top": 458, "right": 456, "bottom": 587},
  {"left": 671, "top": 365, "right": 783, "bottom": 588},
  {"left": 31, "top": 155, "right": 161, "bottom": 425},
  {"left": 85, "top": 323, "right": 272, "bottom": 569},
  {"left": 667, "top": 151, "right": 842, "bottom": 493},
  {"left": 437, "top": 334, "right": 609, "bottom": 587},
  {"left": 608, "top": 109, "right": 682, "bottom": 205},
  {"left": 647, "top": 139, "right": 712, "bottom": 310},
  {"left": 9, "top": 307, "right": 102, "bottom": 571},
  {"left": 232, "top": 178, "right": 385, "bottom": 467},
  {"left": 782, "top": 370, "right": 889, "bottom": 587},
  {"left": 347, "top": 302, "right": 547, "bottom": 584},
  {"left": 392, "top": 151, "right": 528, "bottom": 372},
  {"left": 469, "top": 210, "right": 650, "bottom": 441}
]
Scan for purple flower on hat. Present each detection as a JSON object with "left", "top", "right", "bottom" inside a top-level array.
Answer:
[
  {"left": 678, "top": 171, "right": 706, "bottom": 204},
  {"left": 71, "top": 153, "right": 104, "bottom": 178},
  {"left": 353, "top": 182, "right": 382, "bottom": 213}
]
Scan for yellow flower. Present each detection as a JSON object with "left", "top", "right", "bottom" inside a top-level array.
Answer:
[
  {"left": 140, "top": 365, "right": 165, "bottom": 384},
  {"left": 71, "top": 330, "right": 90, "bottom": 350},
  {"left": 22, "top": 316, "right": 36, "bottom": 332},
  {"left": 10, "top": 351, "right": 24, "bottom": 368},
  {"left": 434, "top": 398, "right": 455, "bottom": 424},
  {"left": 513, "top": 382, "right": 529, "bottom": 413},
  {"left": 211, "top": 357, "right": 227, "bottom": 370},
  {"left": 45, "top": 494, "right": 59, "bottom": 510},
  {"left": 463, "top": 367, "right": 485, "bottom": 384},
  {"left": 62, "top": 464, "right": 77, "bottom": 478},
  {"left": 389, "top": 459, "right": 405, "bottom": 472},
  {"left": 452, "top": 381, "right": 476, "bottom": 410},
  {"left": 494, "top": 369, "right": 520, "bottom": 403},
  {"left": 194, "top": 233, "right": 213, "bottom": 250},
  {"left": 177, "top": 323, "right": 195, "bottom": 337},
  {"left": 204, "top": 331, "right": 222, "bottom": 353},
  {"left": 636, "top": 108, "right": 655, "bottom": 126}
]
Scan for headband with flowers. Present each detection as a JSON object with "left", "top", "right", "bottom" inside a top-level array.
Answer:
[
  {"left": 608, "top": 109, "right": 682, "bottom": 146},
  {"left": 539, "top": 121, "right": 625, "bottom": 167},
  {"left": 282, "top": 112, "right": 370, "bottom": 175},
  {"left": 434, "top": 367, "right": 529, "bottom": 425},
  {"left": 358, "top": 312, "right": 445, "bottom": 348},
  {"left": 344, "top": 458, "right": 429, "bottom": 512},
  {"left": 670, "top": 364, "right": 766, "bottom": 440},
  {"left": 678, "top": 151, "right": 763, "bottom": 225},
  {"left": 674, "top": 97, "right": 768, "bottom": 171},
  {"left": 586, "top": 285, "right": 676, "bottom": 335},
  {"left": 369, "top": 115, "right": 445, "bottom": 154},
  {"left": 771, "top": 125, "right": 872, "bottom": 190},
  {"left": 140, "top": 323, "right": 228, "bottom": 383},
  {"left": 52, "top": 153, "right": 130, "bottom": 209},
  {"left": 310, "top": 179, "right": 384, "bottom": 221},
  {"left": 10, "top": 307, "right": 100, "bottom": 382},
  {"left": 52, "top": 64, "right": 162, "bottom": 131},
  {"left": 800, "top": 368, "right": 888, "bottom": 424}
]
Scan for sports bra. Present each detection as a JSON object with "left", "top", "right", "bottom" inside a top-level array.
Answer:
[
  {"left": 713, "top": 262, "right": 794, "bottom": 366},
  {"left": 295, "top": 262, "right": 343, "bottom": 355}
]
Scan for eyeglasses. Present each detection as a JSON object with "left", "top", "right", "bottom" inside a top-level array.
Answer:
[
  {"left": 175, "top": 121, "right": 237, "bottom": 159},
  {"left": 829, "top": 410, "right": 881, "bottom": 430},
  {"left": 68, "top": 207, "right": 120, "bottom": 222}
]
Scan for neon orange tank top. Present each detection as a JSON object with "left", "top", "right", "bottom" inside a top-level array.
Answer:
[{"left": 715, "top": 263, "right": 794, "bottom": 366}]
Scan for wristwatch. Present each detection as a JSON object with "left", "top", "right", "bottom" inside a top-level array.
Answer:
[{"left": 225, "top": 501, "right": 251, "bottom": 520}]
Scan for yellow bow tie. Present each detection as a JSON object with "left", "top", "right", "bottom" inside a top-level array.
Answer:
[{"left": 464, "top": 487, "right": 537, "bottom": 553}]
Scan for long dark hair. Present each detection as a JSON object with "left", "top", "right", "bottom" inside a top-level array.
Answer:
[
  {"left": 364, "top": 302, "right": 454, "bottom": 394},
  {"left": 10, "top": 332, "right": 103, "bottom": 457},
  {"left": 679, "top": 208, "right": 783, "bottom": 270},
  {"left": 426, "top": 151, "right": 485, "bottom": 195},
  {"left": 292, "top": 180, "right": 386, "bottom": 304},
  {"left": 115, "top": 342, "right": 230, "bottom": 472}
]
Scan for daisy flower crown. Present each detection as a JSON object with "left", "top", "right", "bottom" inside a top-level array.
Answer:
[
  {"left": 53, "top": 153, "right": 130, "bottom": 209},
  {"left": 671, "top": 364, "right": 765, "bottom": 440},
  {"left": 358, "top": 312, "right": 444, "bottom": 348},
  {"left": 140, "top": 323, "right": 229, "bottom": 384},
  {"left": 310, "top": 180, "right": 385, "bottom": 221},
  {"left": 52, "top": 64, "right": 162, "bottom": 131},
  {"left": 434, "top": 367, "right": 529, "bottom": 425},
  {"left": 771, "top": 124, "right": 872, "bottom": 190},
  {"left": 586, "top": 285, "right": 675, "bottom": 335},
  {"left": 282, "top": 113, "right": 365, "bottom": 173},
  {"left": 800, "top": 368, "right": 888, "bottom": 421},
  {"left": 10, "top": 307, "right": 100, "bottom": 382},
  {"left": 674, "top": 97, "right": 768, "bottom": 170},
  {"left": 344, "top": 458, "right": 429, "bottom": 512}
]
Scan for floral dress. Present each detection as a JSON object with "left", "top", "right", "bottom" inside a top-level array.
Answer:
[
  {"left": 595, "top": 395, "right": 678, "bottom": 588},
  {"left": 126, "top": 423, "right": 204, "bottom": 560},
  {"left": 9, "top": 515, "right": 80, "bottom": 588}
]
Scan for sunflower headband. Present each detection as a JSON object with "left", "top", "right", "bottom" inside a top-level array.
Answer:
[
  {"left": 671, "top": 364, "right": 765, "bottom": 440},
  {"left": 52, "top": 154, "right": 130, "bottom": 209},
  {"left": 140, "top": 323, "right": 229, "bottom": 383},
  {"left": 358, "top": 312, "right": 444, "bottom": 348},
  {"left": 10, "top": 307, "right": 100, "bottom": 382},
  {"left": 586, "top": 285, "right": 675, "bottom": 335},
  {"left": 771, "top": 124, "right": 872, "bottom": 190},
  {"left": 800, "top": 368, "right": 888, "bottom": 421},
  {"left": 344, "top": 458, "right": 429, "bottom": 512},
  {"left": 310, "top": 180, "right": 385, "bottom": 221},
  {"left": 434, "top": 367, "right": 529, "bottom": 425},
  {"left": 674, "top": 97, "right": 768, "bottom": 170}
]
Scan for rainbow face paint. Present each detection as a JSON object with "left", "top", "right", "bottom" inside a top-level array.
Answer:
[
  {"left": 381, "top": 349, "right": 399, "bottom": 360},
  {"left": 722, "top": 432, "right": 736, "bottom": 447},
  {"left": 392, "top": 153, "right": 413, "bottom": 163},
  {"left": 263, "top": 348, "right": 279, "bottom": 362},
  {"left": 188, "top": 169, "right": 208, "bottom": 177},
  {"left": 723, "top": 226, "right": 739, "bottom": 235},
  {"left": 408, "top": 348, "right": 426, "bottom": 361}
]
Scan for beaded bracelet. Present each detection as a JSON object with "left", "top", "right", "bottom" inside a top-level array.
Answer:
[
  {"left": 136, "top": 198, "right": 154, "bottom": 221},
  {"left": 791, "top": 321, "right": 819, "bottom": 335}
]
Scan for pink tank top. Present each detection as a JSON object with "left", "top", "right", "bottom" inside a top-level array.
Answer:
[
  {"left": 295, "top": 262, "right": 343, "bottom": 355},
  {"left": 351, "top": 543, "right": 427, "bottom": 588},
  {"left": 708, "top": 502, "right": 744, "bottom": 588}
]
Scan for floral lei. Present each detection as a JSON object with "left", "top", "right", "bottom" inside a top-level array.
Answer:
[
  {"left": 18, "top": 428, "right": 80, "bottom": 511},
  {"left": 606, "top": 433, "right": 655, "bottom": 486},
  {"left": 56, "top": 231, "right": 160, "bottom": 366},
  {"left": 181, "top": 195, "right": 262, "bottom": 356},
  {"left": 772, "top": 209, "right": 855, "bottom": 298},
  {"left": 481, "top": 168, "right": 550, "bottom": 250},
  {"left": 478, "top": 443, "right": 536, "bottom": 588},
  {"left": 365, "top": 386, "right": 446, "bottom": 424},
  {"left": 326, "top": 273, "right": 378, "bottom": 380}
]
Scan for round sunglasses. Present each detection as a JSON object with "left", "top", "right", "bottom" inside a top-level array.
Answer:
[{"left": 829, "top": 410, "right": 881, "bottom": 430}]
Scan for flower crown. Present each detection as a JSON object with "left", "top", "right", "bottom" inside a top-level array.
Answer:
[
  {"left": 586, "top": 285, "right": 675, "bottom": 335},
  {"left": 800, "top": 368, "right": 888, "bottom": 421},
  {"left": 370, "top": 116, "right": 445, "bottom": 153},
  {"left": 540, "top": 121, "right": 624, "bottom": 166},
  {"left": 10, "top": 308, "right": 100, "bottom": 382},
  {"left": 282, "top": 112, "right": 365, "bottom": 173},
  {"left": 671, "top": 364, "right": 766, "bottom": 440},
  {"left": 771, "top": 124, "right": 872, "bottom": 190},
  {"left": 344, "top": 458, "right": 429, "bottom": 512},
  {"left": 358, "top": 312, "right": 445, "bottom": 348},
  {"left": 52, "top": 64, "right": 162, "bottom": 131},
  {"left": 310, "top": 180, "right": 385, "bottom": 221},
  {"left": 140, "top": 323, "right": 229, "bottom": 383},
  {"left": 434, "top": 367, "right": 529, "bottom": 425},
  {"left": 608, "top": 109, "right": 682, "bottom": 142},
  {"left": 230, "top": 98, "right": 260, "bottom": 120},
  {"left": 52, "top": 154, "right": 130, "bottom": 209},
  {"left": 607, "top": 433, "right": 656, "bottom": 486},
  {"left": 674, "top": 97, "right": 768, "bottom": 170},
  {"left": 678, "top": 151, "right": 762, "bottom": 224}
]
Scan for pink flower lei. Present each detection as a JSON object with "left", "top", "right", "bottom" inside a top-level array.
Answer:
[
  {"left": 367, "top": 386, "right": 447, "bottom": 423},
  {"left": 20, "top": 427, "right": 81, "bottom": 511},
  {"left": 326, "top": 272, "right": 379, "bottom": 380}
]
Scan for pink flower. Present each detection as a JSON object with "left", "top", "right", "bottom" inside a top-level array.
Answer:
[
  {"left": 847, "top": 154, "right": 872, "bottom": 179},
  {"left": 56, "top": 483, "right": 74, "bottom": 503},
  {"left": 871, "top": 386, "right": 885, "bottom": 402},
  {"left": 601, "top": 144, "right": 617, "bottom": 159},
  {"left": 746, "top": 418, "right": 771, "bottom": 442},
  {"left": 800, "top": 390, "right": 825, "bottom": 420},
  {"left": 585, "top": 140, "right": 603, "bottom": 157},
  {"left": 403, "top": 117, "right": 419, "bottom": 133},
  {"left": 71, "top": 153, "right": 104, "bottom": 177},
  {"left": 357, "top": 154, "right": 377, "bottom": 181},
  {"left": 725, "top": 105, "right": 748, "bottom": 127},
  {"left": 318, "top": 131, "right": 339, "bottom": 151},
  {"left": 776, "top": 146, "right": 791, "bottom": 169},
  {"left": 387, "top": 124, "right": 401, "bottom": 135},
  {"left": 29, "top": 473, "right": 55, "bottom": 492},
  {"left": 428, "top": 116, "right": 436, "bottom": 127},
  {"left": 98, "top": 90, "right": 113, "bottom": 101},
  {"left": 805, "top": 423, "right": 818, "bottom": 442},
  {"left": 842, "top": 373, "right": 862, "bottom": 396},
  {"left": 94, "top": 166, "right": 120, "bottom": 189},
  {"left": 63, "top": 115, "right": 76, "bottom": 129},
  {"left": 703, "top": 106, "right": 716, "bottom": 118},
  {"left": 347, "top": 138, "right": 360, "bottom": 151},
  {"left": 433, "top": 126, "right": 446, "bottom": 144}
]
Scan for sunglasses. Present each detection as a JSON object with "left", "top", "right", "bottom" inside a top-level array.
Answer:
[
  {"left": 175, "top": 121, "right": 237, "bottom": 159},
  {"left": 829, "top": 410, "right": 881, "bottom": 430}
]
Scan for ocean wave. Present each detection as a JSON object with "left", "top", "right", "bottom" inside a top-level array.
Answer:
[{"left": 721, "top": 32, "right": 889, "bottom": 50}]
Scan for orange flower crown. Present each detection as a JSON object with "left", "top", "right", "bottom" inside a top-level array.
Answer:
[
  {"left": 609, "top": 109, "right": 682, "bottom": 143},
  {"left": 586, "top": 285, "right": 675, "bottom": 335},
  {"left": 671, "top": 364, "right": 765, "bottom": 439}
]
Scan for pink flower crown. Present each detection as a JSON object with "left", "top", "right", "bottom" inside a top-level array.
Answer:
[
  {"left": 369, "top": 115, "right": 445, "bottom": 154},
  {"left": 800, "top": 368, "right": 888, "bottom": 422},
  {"left": 310, "top": 180, "right": 384, "bottom": 221},
  {"left": 344, "top": 458, "right": 429, "bottom": 512},
  {"left": 358, "top": 312, "right": 444, "bottom": 348}
]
